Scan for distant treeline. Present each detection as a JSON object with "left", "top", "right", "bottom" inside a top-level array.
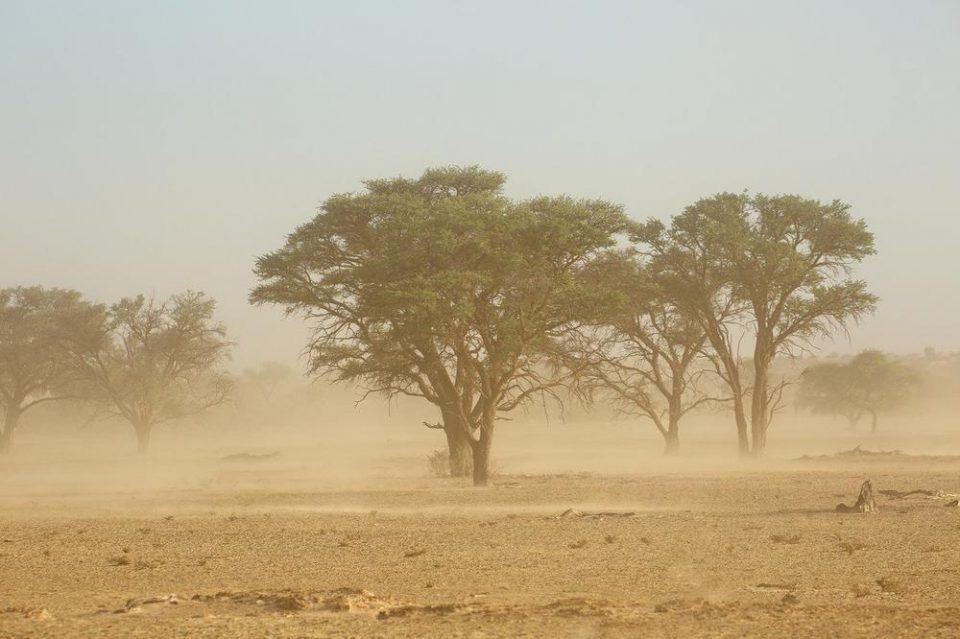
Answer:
[{"left": 8, "top": 166, "right": 932, "bottom": 483}]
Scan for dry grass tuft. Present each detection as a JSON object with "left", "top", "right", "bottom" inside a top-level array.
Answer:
[
  {"left": 839, "top": 540, "right": 867, "bottom": 555},
  {"left": 877, "top": 576, "right": 907, "bottom": 594}
]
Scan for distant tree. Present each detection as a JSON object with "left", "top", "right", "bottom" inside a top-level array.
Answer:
[
  {"left": 638, "top": 193, "right": 877, "bottom": 456},
  {"left": 241, "top": 361, "right": 294, "bottom": 402},
  {"left": 70, "top": 292, "right": 233, "bottom": 453},
  {"left": 566, "top": 253, "right": 718, "bottom": 455},
  {"left": 0, "top": 287, "right": 103, "bottom": 452},
  {"left": 799, "top": 350, "right": 919, "bottom": 432},
  {"left": 252, "top": 166, "right": 628, "bottom": 484}
]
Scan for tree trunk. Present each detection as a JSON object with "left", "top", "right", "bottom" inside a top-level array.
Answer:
[
  {"left": 470, "top": 414, "right": 495, "bottom": 487},
  {"left": 0, "top": 405, "right": 21, "bottom": 454},
  {"left": 442, "top": 412, "right": 472, "bottom": 477},
  {"left": 733, "top": 397, "right": 750, "bottom": 457},
  {"left": 869, "top": 409, "right": 878, "bottom": 434},
  {"left": 663, "top": 404, "right": 680, "bottom": 456},
  {"left": 663, "top": 429, "right": 679, "bottom": 456},
  {"left": 750, "top": 360, "right": 770, "bottom": 457},
  {"left": 134, "top": 422, "right": 152, "bottom": 454},
  {"left": 846, "top": 411, "right": 863, "bottom": 430}
]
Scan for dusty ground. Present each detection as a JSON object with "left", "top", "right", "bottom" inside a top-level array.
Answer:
[{"left": 1, "top": 449, "right": 959, "bottom": 638}]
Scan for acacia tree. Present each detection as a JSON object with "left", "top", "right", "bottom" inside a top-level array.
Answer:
[
  {"left": 566, "top": 253, "right": 717, "bottom": 455},
  {"left": 639, "top": 193, "right": 877, "bottom": 456},
  {"left": 799, "top": 350, "right": 919, "bottom": 432},
  {"left": 251, "top": 167, "right": 503, "bottom": 476},
  {"left": 0, "top": 287, "right": 103, "bottom": 452},
  {"left": 70, "top": 292, "right": 233, "bottom": 453},
  {"left": 252, "top": 166, "right": 628, "bottom": 484}
]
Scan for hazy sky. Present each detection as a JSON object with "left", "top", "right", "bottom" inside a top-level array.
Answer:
[{"left": 2, "top": 1, "right": 958, "bottom": 369}]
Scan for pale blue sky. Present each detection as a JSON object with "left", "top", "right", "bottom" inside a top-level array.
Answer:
[{"left": 2, "top": 1, "right": 958, "bottom": 367}]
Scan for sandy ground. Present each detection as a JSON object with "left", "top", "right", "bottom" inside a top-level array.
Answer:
[{"left": 2, "top": 443, "right": 959, "bottom": 638}]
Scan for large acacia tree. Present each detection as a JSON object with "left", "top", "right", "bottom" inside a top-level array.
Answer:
[
  {"left": 252, "top": 166, "right": 628, "bottom": 484},
  {"left": 639, "top": 193, "right": 877, "bottom": 456},
  {"left": 70, "top": 292, "right": 233, "bottom": 453},
  {"left": 0, "top": 287, "right": 103, "bottom": 452}
]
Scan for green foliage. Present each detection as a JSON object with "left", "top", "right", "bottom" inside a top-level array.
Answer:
[
  {"left": 638, "top": 192, "right": 877, "bottom": 454},
  {"left": 251, "top": 165, "right": 630, "bottom": 482}
]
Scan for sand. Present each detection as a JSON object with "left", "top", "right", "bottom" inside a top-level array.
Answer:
[{"left": 1, "top": 447, "right": 959, "bottom": 638}]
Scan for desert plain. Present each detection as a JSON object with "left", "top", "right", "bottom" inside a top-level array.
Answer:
[{"left": 1, "top": 418, "right": 959, "bottom": 639}]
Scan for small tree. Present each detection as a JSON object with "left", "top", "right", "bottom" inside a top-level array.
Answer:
[
  {"left": 567, "top": 254, "right": 717, "bottom": 455},
  {"left": 0, "top": 287, "right": 103, "bottom": 452},
  {"left": 240, "top": 361, "right": 294, "bottom": 403},
  {"left": 71, "top": 292, "right": 233, "bottom": 453},
  {"left": 799, "top": 350, "right": 919, "bottom": 432},
  {"left": 639, "top": 193, "right": 877, "bottom": 455}
]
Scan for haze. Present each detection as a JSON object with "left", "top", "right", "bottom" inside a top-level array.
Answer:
[{"left": 2, "top": 1, "right": 958, "bottom": 368}]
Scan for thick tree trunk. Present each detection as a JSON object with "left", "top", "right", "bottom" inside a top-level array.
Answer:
[
  {"left": 663, "top": 430, "right": 679, "bottom": 456},
  {"left": 846, "top": 412, "right": 860, "bottom": 430},
  {"left": 134, "top": 422, "right": 152, "bottom": 454},
  {"left": 733, "top": 398, "right": 750, "bottom": 457},
  {"left": 0, "top": 405, "right": 21, "bottom": 454},
  {"left": 663, "top": 404, "right": 680, "bottom": 456},
  {"left": 442, "top": 413, "right": 472, "bottom": 477},
  {"left": 470, "top": 414, "right": 494, "bottom": 487},
  {"left": 750, "top": 360, "right": 770, "bottom": 457}
]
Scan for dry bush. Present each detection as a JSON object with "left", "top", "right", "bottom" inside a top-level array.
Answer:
[
  {"left": 427, "top": 449, "right": 474, "bottom": 478},
  {"left": 851, "top": 582, "right": 873, "bottom": 598},
  {"left": 877, "top": 576, "right": 907, "bottom": 594},
  {"left": 427, "top": 449, "right": 450, "bottom": 477},
  {"left": 840, "top": 540, "right": 867, "bottom": 555}
]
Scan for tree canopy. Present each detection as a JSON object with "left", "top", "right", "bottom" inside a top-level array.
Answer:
[
  {"left": 0, "top": 287, "right": 103, "bottom": 452},
  {"left": 637, "top": 192, "right": 877, "bottom": 455},
  {"left": 799, "top": 350, "right": 919, "bottom": 432},
  {"left": 252, "top": 165, "right": 630, "bottom": 483},
  {"left": 69, "top": 292, "right": 233, "bottom": 453}
]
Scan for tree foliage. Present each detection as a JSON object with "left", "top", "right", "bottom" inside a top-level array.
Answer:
[
  {"left": 798, "top": 350, "right": 919, "bottom": 432},
  {"left": 252, "top": 166, "right": 629, "bottom": 483},
  {"left": 564, "top": 252, "right": 718, "bottom": 454},
  {"left": 0, "top": 287, "right": 103, "bottom": 452},
  {"left": 637, "top": 193, "right": 877, "bottom": 455},
  {"left": 70, "top": 292, "right": 233, "bottom": 453}
]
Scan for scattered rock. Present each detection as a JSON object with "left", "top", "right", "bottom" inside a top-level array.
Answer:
[
  {"left": 654, "top": 598, "right": 704, "bottom": 613},
  {"left": 553, "top": 509, "right": 635, "bottom": 520},
  {"left": 4, "top": 607, "right": 54, "bottom": 620}
]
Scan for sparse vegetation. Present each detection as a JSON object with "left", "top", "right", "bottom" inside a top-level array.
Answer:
[{"left": 66, "top": 292, "right": 233, "bottom": 453}]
